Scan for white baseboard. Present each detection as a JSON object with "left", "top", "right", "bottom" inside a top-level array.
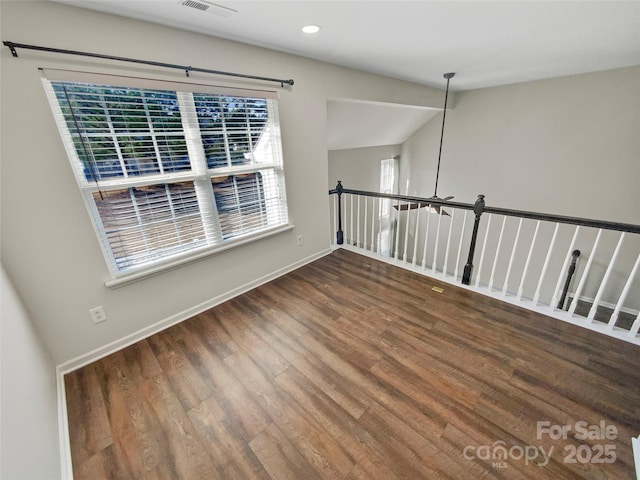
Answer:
[
  {"left": 633, "top": 435, "right": 640, "bottom": 480},
  {"left": 55, "top": 248, "right": 331, "bottom": 480},
  {"left": 56, "top": 366, "right": 73, "bottom": 480},
  {"left": 57, "top": 248, "right": 331, "bottom": 375}
]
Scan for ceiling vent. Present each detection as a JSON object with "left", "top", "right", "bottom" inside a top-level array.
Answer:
[{"left": 178, "top": 0, "right": 238, "bottom": 17}]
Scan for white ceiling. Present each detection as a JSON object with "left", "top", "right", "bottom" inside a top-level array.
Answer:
[
  {"left": 51, "top": 0, "right": 640, "bottom": 150},
  {"left": 327, "top": 100, "right": 440, "bottom": 150},
  {"left": 53, "top": 0, "right": 640, "bottom": 91}
]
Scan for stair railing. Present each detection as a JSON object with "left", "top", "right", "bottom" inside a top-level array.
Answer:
[{"left": 329, "top": 181, "right": 640, "bottom": 345}]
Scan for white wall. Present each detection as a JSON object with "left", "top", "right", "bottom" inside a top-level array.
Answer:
[
  {"left": 1, "top": 266, "right": 61, "bottom": 480},
  {"left": 400, "top": 67, "right": 640, "bottom": 223},
  {"left": 0, "top": 1, "right": 443, "bottom": 365},
  {"left": 399, "top": 68, "right": 640, "bottom": 308},
  {"left": 328, "top": 145, "right": 401, "bottom": 192}
]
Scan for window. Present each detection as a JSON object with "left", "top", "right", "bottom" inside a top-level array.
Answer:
[
  {"left": 378, "top": 157, "right": 399, "bottom": 256},
  {"left": 42, "top": 73, "right": 289, "bottom": 280},
  {"left": 379, "top": 157, "right": 398, "bottom": 196}
]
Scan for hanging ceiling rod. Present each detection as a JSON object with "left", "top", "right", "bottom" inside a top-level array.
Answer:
[
  {"left": 2, "top": 41, "right": 295, "bottom": 87},
  {"left": 433, "top": 72, "right": 455, "bottom": 198},
  {"left": 393, "top": 72, "right": 456, "bottom": 216}
]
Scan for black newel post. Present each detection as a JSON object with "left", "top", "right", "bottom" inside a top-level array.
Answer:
[
  {"left": 462, "top": 194, "right": 486, "bottom": 285},
  {"left": 336, "top": 180, "right": 344, "bottom": 245},
  {"left": 557, "top": 250, "right": 581, "bottom": 310}
]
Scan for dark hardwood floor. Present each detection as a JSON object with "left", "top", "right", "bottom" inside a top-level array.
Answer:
[{"left": 65, "top": 249, "right": 640, "bottom": 479}]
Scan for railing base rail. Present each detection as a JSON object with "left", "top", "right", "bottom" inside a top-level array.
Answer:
[
  {"left": 329, "top": 183, "right": 640, "bottom": 347},
  {"left": 334, "top": 243, "right": 640, "bottom": 346}
]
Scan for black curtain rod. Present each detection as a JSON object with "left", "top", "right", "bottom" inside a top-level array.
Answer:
[{"left": 2, "top": 41, "right": 295, "bottom": 87}]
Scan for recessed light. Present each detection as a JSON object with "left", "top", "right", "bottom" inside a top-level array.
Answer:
[{"left": 302, "top": 25, "right": 321, "bottom": 34}]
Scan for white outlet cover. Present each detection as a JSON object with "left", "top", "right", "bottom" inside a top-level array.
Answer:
[{"left": 89, "top": 306, "right": 107, "bottom": 323}]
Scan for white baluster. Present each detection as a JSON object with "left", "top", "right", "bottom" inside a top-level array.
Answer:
[
  {"left": 342, "top": 194, "right": 347, "bottom": 245},
  {"left": 386, "top": 198, "right": 393, "bottom": 257},
  {"left": 569, "top": 229, "right": 602, "bottom": 315},
  {"left": 533, "top": 222, "right": 559, "bottom": 305},
  {"left": 363, "top": 197, "right": 368, "bottom": 251},
  {"left": 454, "top": 210, "right": 468, "bottom": 281},
  {"left": 349, "top": 194, "right": 353, "bottom": 246},
  {"left": 412, "top": 206, "right": 421, "bottom": 266},
  {"left": 503, "top": 218, "right": 523, "bottom": 296},
  {"left": 376, "top": 197, "right": 382, "bottom": 253},
  {"left": 403, "top": 205, "right": 411, "bottom": 262},
  {"left": 394, "top": 200, "right": 401, "bottom": 260},
  {"left": 518, "top": 220, "right": 540, "bottom": 300},
  {"left": 432, "top": 210, "right": 443, "bottom": 274},
  {"left": 342, "top": 194, "right": 348, "bottom": 246},
  {"left": 475, "top": 213, "right": 493, "bottom": 288},
  {"left": 588, "top": 232, "right": 625, "bottom": 321},
  {"left": 550, "top": 226, "right": 580, "bottom": 310},
  {"left": 356, "top": 196, "right": 361, "bottom": 249},
  {"left": 629, "top": 311, "right": 640, "bottom": 338},
  {"left": 443, "top": 209, "right": 455, "bottom": 276},
  {"left": 608, "top": 252, "right": 640, "bottom": 329},
  {"left": 371, "top": 197, "right": 377, "bottom": 252},
  {"left": 364, "top": 196, "right": 369, "bottom": 251},
  {"left": 488, "top": 216, "right": 507, "bottom": 291},
  {"left": 422, "top": 209, "right": 432, "bottom": 269}
]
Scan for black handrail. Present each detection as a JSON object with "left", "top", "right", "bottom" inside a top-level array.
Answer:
[
  {"left": 329, "top": 186, "right": 640, "bottom": 234},
  {"left": 330, "top": 183, "right": 639, "bottom": 287},
  {"left": 483, "top": 206, "right": 640, "bottom": 234},
  {"left": 328, "top": 188, "right": 477, "bottom": 212}
]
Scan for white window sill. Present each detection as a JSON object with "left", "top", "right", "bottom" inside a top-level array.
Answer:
[{"left": 105, "top": 223, "right": 295, "bottom": 289}]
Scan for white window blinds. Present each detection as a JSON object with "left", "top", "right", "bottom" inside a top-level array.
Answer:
[{"left": 42, "top": 72, "right": 289, "bottom": 278}]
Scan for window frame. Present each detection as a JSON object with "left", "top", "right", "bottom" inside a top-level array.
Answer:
[{"left": 42, "top": 70, "right": 291, "bottom": 286}]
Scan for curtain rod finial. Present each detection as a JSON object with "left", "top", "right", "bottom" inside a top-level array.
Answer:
[{"left": 3, "top": 41, "right": 18, "bottom": 57}]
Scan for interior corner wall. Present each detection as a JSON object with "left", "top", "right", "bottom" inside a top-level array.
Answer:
[
  {"left": 0, "top": 0, "right": 443, "bottom": 365},
  {"left": 399, "top": 67, "right": 639, "bottom": 310},
  {"left": 328, "top": 145, "right": 401, "bottom": 192},
  {"left": 400, "top": 66, "right": 640, "bottom": 224},
  {"left": 1, "top": 266, "right": 61, "bottom": 480}
]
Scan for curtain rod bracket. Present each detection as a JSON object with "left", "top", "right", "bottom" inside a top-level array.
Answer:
[
  {"left": 2, "top": 40, "right": 295, "bottom": 87},
  {"left": 5, "top": 42, "right": 18, "bottom": 57}
]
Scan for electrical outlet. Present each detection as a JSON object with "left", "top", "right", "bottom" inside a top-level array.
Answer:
[
  {"left": 296, "top": 234, "right": 303, "bottom": 246},
  {"left": 89, "top": 306, "right": 107, "bottom": 324}
]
